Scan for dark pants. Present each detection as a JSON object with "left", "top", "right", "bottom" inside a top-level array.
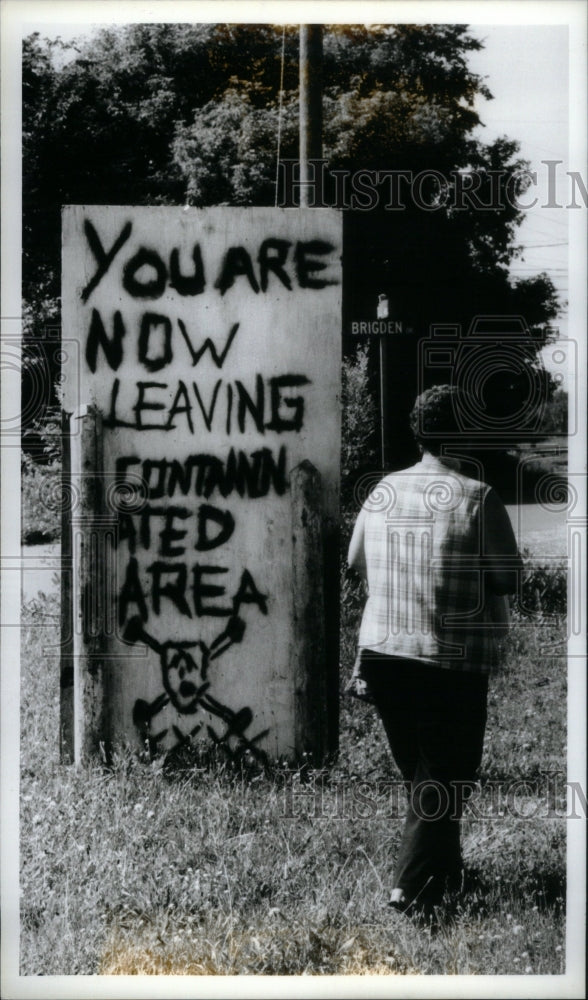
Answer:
[{"left": 361, "top": 652, "right": 488, "bottom": 905}]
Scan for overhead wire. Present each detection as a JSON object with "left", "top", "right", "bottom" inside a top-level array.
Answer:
[{"left": 274, "top": 25, "right": 286, "bottom": 208}]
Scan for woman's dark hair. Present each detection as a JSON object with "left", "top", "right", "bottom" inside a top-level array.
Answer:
[{"left": 409, "top": 384, "right": 463, "bottom": 455}]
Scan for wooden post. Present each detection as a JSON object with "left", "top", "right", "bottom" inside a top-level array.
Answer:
[
  {"left": 59, "top": 411, "right": 74, "bottom": 763},
  {"left": 299, "top": 24, "right": 323, "bottom": 207},
  {"left": 68, "top": 405, "right": 111, "bottom": 764},
  {"left": 298, "top": 28, "right": 334, "bottom": 758},
  {"left": 322, "top": 518, "right": 340, "bottom": 758},
  {"left": 290, "top": 460, "right": 330, "bottom": 762}
]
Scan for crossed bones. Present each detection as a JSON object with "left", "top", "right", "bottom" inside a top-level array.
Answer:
[{"left": 123, "top": 615, "right": 268, "bottom": 759}]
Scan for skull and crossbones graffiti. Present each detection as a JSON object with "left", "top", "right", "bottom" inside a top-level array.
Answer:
[{"left": 123, "top": 614, "right": 268, "bottom": 760}]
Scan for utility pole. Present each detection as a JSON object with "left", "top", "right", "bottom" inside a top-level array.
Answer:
[
  {"left": 299, "top": 25, "right": 323, "bottom": 207},
  {"left": 299, "top": 23, "right": 339, "bottom": 757}
]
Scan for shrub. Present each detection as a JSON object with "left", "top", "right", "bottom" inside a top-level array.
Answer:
[
  {"left": 340, "top": 344, "right": 378, "bottom": 536},
  {"left": 21, "top": 411, "right": 62, "bottom": 544},
  {"left": 21, "top": 453, "right": 61, "bottom": 544},
  {"left": 518, "top": 550, "right": 567, "bottom": 617}
]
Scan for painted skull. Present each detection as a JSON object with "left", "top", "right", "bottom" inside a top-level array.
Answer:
[{"left": 160, "top": 642, "right": 209, "bottom": 714}]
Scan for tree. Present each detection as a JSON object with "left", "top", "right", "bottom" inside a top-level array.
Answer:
[
  {"left": 538, "top": 387, "right": 568, "bottom": 436},
  {"left": 22, "top": 23, "right": 561, "bottom": 464}
]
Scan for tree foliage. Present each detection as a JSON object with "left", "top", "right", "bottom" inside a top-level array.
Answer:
[
  {"left": 22, "top": 22, "right": 562, "bottom": 455},
  {"left": 538, "top": 387, "right": 568, "bottom": 436}
]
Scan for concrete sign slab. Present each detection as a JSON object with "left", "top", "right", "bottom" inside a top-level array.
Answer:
[{"left": 61, "top": 206, "right": 342, "bottom": 763}]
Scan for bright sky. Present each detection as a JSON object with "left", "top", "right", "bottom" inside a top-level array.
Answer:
[
  {"left": 468, "top": 23, "right": 576, "bottom": 390},
  {"left": 468, "top": 25, "right": 571, "bottom": 382}
]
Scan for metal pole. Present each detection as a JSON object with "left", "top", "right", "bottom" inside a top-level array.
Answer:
[
  {"left": 379, "top": 336, "right": 389, "bottom": 469},
  {"left": 299, "top": 24, "right": 323, "bottom": 207},
  {"left": 377, "top": 296, "right": 391, "bottom": 469}
]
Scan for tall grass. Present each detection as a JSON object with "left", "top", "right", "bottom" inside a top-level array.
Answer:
[{"left": 20, "top": 586, "right": 567, "bottom": 976}]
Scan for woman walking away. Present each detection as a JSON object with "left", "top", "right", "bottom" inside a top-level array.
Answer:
[{"left": 348, "top": 385, "right": 522, "bottom": 921}]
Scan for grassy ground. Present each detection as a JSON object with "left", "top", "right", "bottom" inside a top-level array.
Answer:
[{"left": 20, "top": 586, "right": 567, "bottom": 976}]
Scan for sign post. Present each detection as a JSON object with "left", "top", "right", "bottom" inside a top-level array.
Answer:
[
  {"left": 61, "top": 206, "right": 342, "bottom": 764},
  {"left": 348, "top": 295, "right": 414, "bottom": 469}
]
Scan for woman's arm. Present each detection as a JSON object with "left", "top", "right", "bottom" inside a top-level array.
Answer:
[
  {"left": 347, "top": 507, "right": 367, "bottom": 577},
  {"left": 483, "top": 488, "right": 524, "bottom": 595}
]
